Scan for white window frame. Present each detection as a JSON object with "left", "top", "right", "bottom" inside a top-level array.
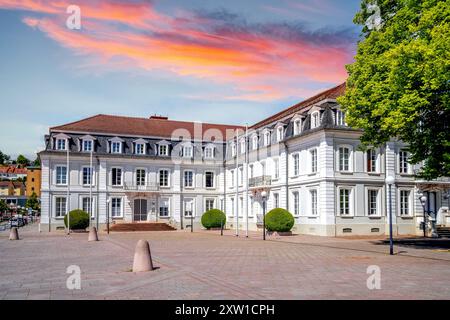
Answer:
[
  {"left": 398, "top": 150, "right": 411, "bottom": 174},
  {"left": 183, "top": 170, "right": 194, "bottom": 188},
  {"left": 183, "top": 198, "right": 195, "bottom": 217},
  {"left": 111, "top": 167, "right": 123, "bottom": 187},
  {"left": 293, "top": 118, "right": 302, "bottom": 135},
  {"left": 135, "top": 143, "right": 145, "bottom": 155},
  {"left": 273, "top": 158, "right": 280, "bottom": 180},
  {"left": 238, "top": 166, "right": 244, "bottom": 186},
  {"left": 56, "top": 138, "right": 67, "bottom": 151},
  {"left": 337, "top": 145, "right": 353, "bottom": 172},
  {"left": 205, "top": 171, "right": 215, "bottom": 189},
  {"left": 110, "top": 197, "right": 124, "bottom": 218},
  {"left": 159, "top": 144, "right": 169, "bottom": 156},
  {"left": 366, "top": 187, "right": 382, "bottom": 217},
  {"left": 292, "top": 191, "right": 300, "bottom": 216},
  {"left": 252, "top": 135, "right": 258, "bottom": 150},
  {"left": 276, "top": 126, "right": 284, "bottom": 142},
  {"left": 230, "top": 142, "right": 236, "bottom": 157},
  {"left": 159, "top": 197, "right": 170, "bottom": 217},
  {"left": 54, "top": 196, "right": 67, "bottom": 218},
  {"left": 398, "top": 188, "right": 413, "bottom": 216},
  {"left": 183, "top": 145, "right": 193, "bottom": 158},
  {"left": 111, "top": 141, "right": 122, "bottom": 154},
  {"left": 205, "top": 198, "right": 216, "bottom": 212},
  {"left": 366, "top": 148, "right": 380, "bottom": 173},
  {"left": 336, "top": 110, "right": 346, "bottom": 126},
  {"left": 273, "top": 193, "right": 279, "bottom": 209},
  {"left": 292, "top": 153, "right": 300, "bottom": 177},
  {"left": 263, "top": 131, "right": 271, "bottom": 146},
  {"left": 310, "top": 148, "right": 318, "bottom": 174},
  {"left": 135, "top": 168, "right": 147, "bottom": 186},
  {"left": 310, "top": 189, "right": 318, "bottom": 216},
  {"left": 81, "top": 166, "right": 94, "bottom": 186},
  {"left": 337, "top": 187, "right": 353, "bottom": 216},
  {"left": 55, "top": 165, "right": 68, "bottom": 185},
  {"left": 159, "top": 169, "right": 170, "bottom": 188},
  {"left": 82, "top": 139, "right": 93, "bottom": 152},
  {"left": 311, "top": 111, "right": 320, "bottom": 129},
  {"left": 204, "top": 146, "right": 214, "bottom": 159},
  {"left": 240, "top": 139, "right": 246, "bottom": 155},
  {"left": 80, "top": 196, "right": 95, "bottom": 218}
]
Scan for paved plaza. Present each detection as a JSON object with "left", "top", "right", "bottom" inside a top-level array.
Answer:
[{"left": 0, "top": 224, "right": 449, "bottom": 300}]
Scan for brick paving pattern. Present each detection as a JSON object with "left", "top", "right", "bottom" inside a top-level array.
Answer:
[{"left": 0, "top": 225, "right": 449, "bottom": 300}]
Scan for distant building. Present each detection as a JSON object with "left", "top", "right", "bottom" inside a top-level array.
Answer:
[
  {"left": 0, "top": 166, "right": 27, "bottom": 180},
  {"left": 26, "top": 166, "right": 41, "bottom": 197},
  {"left": 0, "top": 180, "right": 27, "bottom": 207}
]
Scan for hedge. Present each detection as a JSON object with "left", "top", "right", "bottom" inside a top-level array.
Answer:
[
  {"left": 64, "top": 209, "right": 90, "bottom": 230},
  {"left": 265, "top": 208, "right": 294, "bottom": 232},
  {"left": 201, "top": 209, "right": 226, "bottom": 229}
]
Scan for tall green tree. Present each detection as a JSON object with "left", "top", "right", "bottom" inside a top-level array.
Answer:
[
  {"left": 0, "top": 150, "right": 10, "bottom": 165},
  {"left": 16, "top": 155, "right": 30, "bottom": 167},
  {"left": 338, "top": 0, "right": 450, "bottom": 180}
]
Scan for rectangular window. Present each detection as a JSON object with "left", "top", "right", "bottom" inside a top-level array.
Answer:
[
  {"left": 184, "top": 171, "right": 194, "bottom": 188},
  {"left": 264, "top": 132, "right": 271, "bottom": 146},
  {"left": 311, "top": 112, "right": 320, "bottom": 129},
  {"left": 136, "top": 169, "right": 146, "bottom": 186},
  {"left": 111, "top": 142, "right": 121, "bottom": 154},
  {"left": 55, "top": 197, "right": 67, "bottom": 217},
  {"left": 204, "top": 147, "right": 214, "bottom": 159},
  {"left": 311, "top": 149, "right": 317, "bottom": 173},
  {"left": 336, "top": 110, "right": 346, "bottom": 126},
  {"left": 56, "top": 166, "right": 67, "bottom": 185},
  {"left": 82, "top": 197, "right": 93, "bottom": 217},
  {"left": 400, "top": 190, "right": 410, "bottom": 216},
  {"left": 111, "top": 168, "right": 122, "bottom": 186},
  {"left": 240, "top": 140, "right": 246, "bottom": 154},
  {"left": 159, "top": 144, "right": 168, "bottom": 156},
  {"left": 293, "top": 192, "right": 299, "bottom": 216},
  {"left": 294, "top": 119, "right": 302, "bottom": 135},
  {"left": 83, "top": 140, "right": 92, "bottom": 152},
  {"left": 183, "top": 146, "right": 193, "bottom": 158},
  {"left": 273, "top": 193, "right": 279, "bottom": 208},
  {"left": 339, "top": 147, "right": 350, "bottom": 171},
  {"left": 220, "top": 198, "right": 224, "bottom": 212},
  {"left": 277, "top": 127, "right": 284, "bottom": 141},
  {"left": 159, "top": 169, "right": 169, "bottom": 187},
  {"left": 274, "top": 159, "right": 280, "bottom": 179},
  {"left": 205, "top": 171, "right": 214, "bottom": 188},
  {"left": 135, "top": 143, "right": 145, "bottom": 155},
  {"left": 261, "top": 162, "right": 266, "bottom": 176},
  {"left": 231, "top": 143, "right": 236, "bottom": 157},
  {"left": 368, "top": 190, "right": 378, "bottom": 216},
  {"left": 311, "top": 190, "right": 318, "bottom": 216},
  {"left": 82, "top": 167, "right": 92, "bottom": 186},
  {"left": 184, "top": 198, "right": 194, "bottom": 217},
  {"left": 230, "top": 170, "right": 235, "bottom": 188},
  {"left": 111, "top": 198, "right": 122, "bottom": 217},
  {"left": 252, "top": 136, "right": 258, "bottom": 150},
  {"left": 339, "top": 189, "right": 350, "bottom": 215},
  {"left": 159, "top": 198, "right": 169, "bottom": 217},
  {"left": 293, "top": 154, "right": 300, "bottom": 176},
  {"left": 399, "top": 151, "right": 409, "bottom": 174},
  {"left": 367, "top": 149, "right": 377, "bottom": 173},
  {"left": 56, "top": 139, "right": 66, "bottom": 150},
  {"left": 239, "top": 167, "right": 243, "bottom": 185},
  {"left": 230, "top": 198, "right": 235, "bottom": 216},
  {"left": 249, "top": 165, "right": 254, "bottom": 179},
  {"left": 205, "top": 199, "right": 215, "bottom": 212}
]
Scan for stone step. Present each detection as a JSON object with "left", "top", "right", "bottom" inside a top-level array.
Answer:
[{"left": 109, "top": 223, "right": 177, "bottom": 232}]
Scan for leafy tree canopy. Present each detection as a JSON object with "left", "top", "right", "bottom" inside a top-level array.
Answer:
[
  {"left": 338, "top": 0, "right": 450, "bottom": 180},
  {"left": 0, "top": 151, "right": 10, "bottom": 165},
  {"left": 16, "top": 155, "right": 31, "bottom": 167},
  {"left": 25, "top": 192, "right": 40, "bottom": 211}
]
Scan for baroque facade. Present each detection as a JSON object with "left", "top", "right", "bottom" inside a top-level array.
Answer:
[{"left": 39, "top": 83, "right": 450, "bottom": 236}]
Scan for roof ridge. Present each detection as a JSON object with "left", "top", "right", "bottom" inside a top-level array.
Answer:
[{"left": 51, "top": 114, "right": 104, "bottom": 131}]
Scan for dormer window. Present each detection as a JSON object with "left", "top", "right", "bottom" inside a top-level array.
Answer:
[
  {"left": 159, "top": 144, "right": 169, "bottom": 156},
  {"left": 183, "top": 145, "right": 193, "bottom": 158},
  {"left": 230, "top": 142, "right": 236, "bottom": 157},
  {"left": 336, "top": 110, "right": 346, "bottom": 126},
  {"left": 240, "top": 139, "right": 246, "bottom": 154},
  {"left": 276, "top": 127, "right": 284, "bottom": 142},
  {"left": 82, "top": 140, "right": 93, "bottom": 152},
  {"left": 111, "top": 142, "right": 121, "bottom": 154},
  {"left": 293, "top": 118, "right": 302, "bottom": 135},
  {"left": 204, "top": 146, "right": 214, "bottom": 159},
  {"left": 56, "top": 139, "right": 67, "bottom": 151},
  {"left": 264, "top": 131, "right": 271, "bottom": 146},
  {"left": 311, "top": 111, "right": 320, "bottom": 129},
  {"left": 252, "top": 135, "right": 258, "bottom": 150},
  {"left": 135, "top": 143, "right": 145, "bottom": 155}
]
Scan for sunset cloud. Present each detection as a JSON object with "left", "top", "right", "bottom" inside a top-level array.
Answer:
[{"left": 0, "top": 0, "right": 356, "bottom": 101}]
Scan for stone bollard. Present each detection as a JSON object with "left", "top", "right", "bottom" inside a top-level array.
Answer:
[
  {"left": 9, "top": 227, "right": 19, "bottom": 240},
  {"left": 88, "top": 227, "right": 99, "bottom": 242},
  {"left": 132, "top": 240, "right": 154, "bottom": 272}
]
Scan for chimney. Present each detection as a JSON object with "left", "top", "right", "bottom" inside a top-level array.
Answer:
[{"left": 149, "top": 115, "right": 169, "bottom": 120}]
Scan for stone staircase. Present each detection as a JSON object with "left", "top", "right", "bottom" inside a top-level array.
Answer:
[
  {"left": 109, "top": 222, "right": 177, "bottom": 232},
  {"left": 437, "top": 226, "right": 450, "bottom": 238}
]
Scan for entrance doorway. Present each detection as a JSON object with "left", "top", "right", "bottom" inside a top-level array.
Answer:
[{"left": 133, "top": 199, "right": 148, "bottom": 222}]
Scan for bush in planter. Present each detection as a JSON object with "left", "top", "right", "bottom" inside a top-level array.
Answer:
[
  {"left": 265, "top": 208, "right": 294, "bottom": 232},
  {"left": 64, "top": 209, "right": 89, "bottom": 230},
  {"left": 201, "top": 209, "right": 226, "bottom": 229}
]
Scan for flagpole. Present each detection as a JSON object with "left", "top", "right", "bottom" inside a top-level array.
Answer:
[
  {"left": 245, "top": 124, "right": 249, "bottom": 238},
  {"left": 89, "top": 149, "right": 93, "bottom": 229},
  {"left": 235, "top": 130, "right": 239, "bottom": 237},
  {"left": 66, "top": 147, "right": 70, "bottom": 235}
]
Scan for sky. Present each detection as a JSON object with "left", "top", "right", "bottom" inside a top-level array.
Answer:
[{"left": 0, "top": 0, "right": 361, "bottom": 159}]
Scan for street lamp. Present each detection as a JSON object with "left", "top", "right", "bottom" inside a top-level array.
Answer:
[
  {"left": 106, "top": 198, "right": 111, "bottom": 235},
  {"left": 386, "top": 176, "right": 395, "bottom": 255},
  {"left": 420, "top": 195, "right": 428, "bottom": 238},
  {"left": 261, "top": 191, "right": 267, "bottom": 241}
]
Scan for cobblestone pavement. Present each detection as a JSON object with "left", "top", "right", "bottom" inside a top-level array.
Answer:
[{"left": 0, "top": 225, "right": 449, "bottom": 300}]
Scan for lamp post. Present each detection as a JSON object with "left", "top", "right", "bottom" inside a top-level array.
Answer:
[
  {"left": 420, "top": 195, "right": 428, "bottom": 238},
  {"left": 106, "top": 198, "right": 110, "bottom": 235},
  {"left": 386, "top": 176, "right": 395, "bottom": 255},
  {"left": 261, "top": 191, "right": 267, "bottom": 241},
  {"left": 191, "top": 214, "right": 193, "bottom": 233}
]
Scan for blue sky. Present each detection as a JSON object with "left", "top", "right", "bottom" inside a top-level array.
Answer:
[{"left": 0, "top": 0, "right": 361, "bottom": 159}]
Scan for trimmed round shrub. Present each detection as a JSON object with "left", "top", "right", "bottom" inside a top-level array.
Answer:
[
  {"left": 64, "top": 209, "right": 89, "bottom": 230},
  {"left": 201, "top": 209, "right": 226, "bottom": 229},
  {"left": 265, "top": 208, "right": 294, "bottom": 232}
]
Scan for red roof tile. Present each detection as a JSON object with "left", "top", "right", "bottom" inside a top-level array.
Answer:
[
  {"left": 51, "top": 114, "right": 245, "bottom": 141},
  {"left": 251, "top": 83, "right": 346, "bottom": 129}
]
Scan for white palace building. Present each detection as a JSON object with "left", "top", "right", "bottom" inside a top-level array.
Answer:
[{"left": 39, "top": 83, "right": 450, "bottom": 236}]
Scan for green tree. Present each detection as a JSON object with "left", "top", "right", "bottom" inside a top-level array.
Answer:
[
  {"left": 32, "top": 156, "right": 41, "bottom": 167},
  {"left": 16, "top": 155, "right": 30, "bottom": 167},
  {"left": 338, "top": 0, "right": 450, "bottom": 180},
  {"left": 25, "top": 192, "right": 40, "bottom": 211},
  {"left": 0, "top": 150, "right": 10, "bottom": 165},
  {"left": 0, "top": 199, "right": 8, "bottom": 213}
]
